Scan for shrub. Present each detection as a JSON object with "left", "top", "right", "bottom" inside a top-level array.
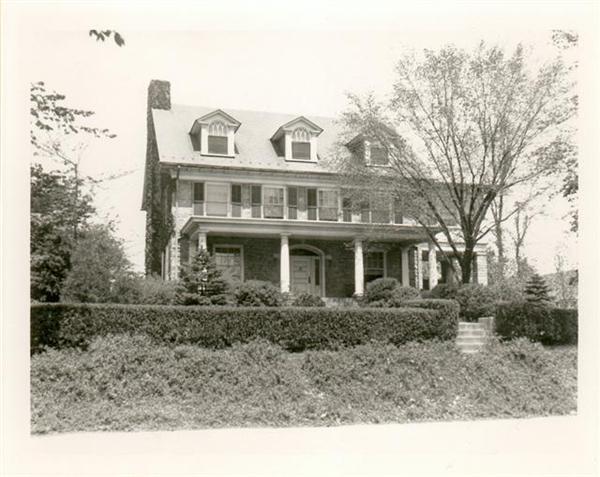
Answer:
[
  {"left": 402, "top": 299, "right": 460, "bottom": 324},
  {"left": 135, "top": 275, "right": 179, "bottom": 305},
  {"left": 176, "top": 249, "right": 230, "bottom": 305},
  {"left": 291, "top": 293, "right": 325, "bottom": 307},
  {"left": 233, "top": 280, "right": 283, "bottom": 307},
  {"left": 455, "top": 284, "right": 497, "bottom": 321},
  {"left": 524, "top": 273, "right": 551, "bottom": 305},
  {"left": 495, "top": 301, "right": 577, "bottom": 345},
  {"left": 30, "top": 303, "right": 457, "bottom": 354},
  {"left": 363, "top": 278, "right": 400, "bottom": 303},
  {"left": 429, "top": 283, "right": 459, "bottom": 299},
  {"left": 388, "top": 286, "right": 421, "bottom": 306}
]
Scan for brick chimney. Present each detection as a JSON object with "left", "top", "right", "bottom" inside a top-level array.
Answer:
[{"left": 147, "top": 79, "right": 171, "bottom": 111}]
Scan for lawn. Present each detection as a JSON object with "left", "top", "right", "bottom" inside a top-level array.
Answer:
[{"left": 30, "top": 335, "right": 577, "bottom": 434}]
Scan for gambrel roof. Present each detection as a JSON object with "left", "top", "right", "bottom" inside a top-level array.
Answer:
[{"left": 152, "top": 104, "right": 341, "bottom": 173}]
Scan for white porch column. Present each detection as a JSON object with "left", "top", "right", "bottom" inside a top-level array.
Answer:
[
  {"left": 401, "top": 247, "right": 410, "bottom": 286},
  {"left": 428, "top": 242, "right": 439, "bottom": 289},
  {"left": 354, "top": 238, "right": 364, "bottom": 296},
  {"left": 197, "top": 232, "right": 207, "bottom": 251},
  {"left": 415, "top": 247, "right": 423, "bottom": 290},
  {"left": 280, "top": 234, "right": 290, "bottom": 294}
]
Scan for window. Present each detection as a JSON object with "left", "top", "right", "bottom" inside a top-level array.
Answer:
[
  {"left": 263, "top": 187, "right": 284, "bottom": 218},
  {"left": 307, "top": 188, "right": 317, "bottom": 220},
  {"left": 288, "top": 187, "right": 298, "bottom": 220},
  {"left": 292, "top": 128, "right": 311, "bottom": 160},
  {"left": 371, "top": 195, "right": 390, "bottom": 224},
  {"left": 342, "top": 197, "right": 352, "bottom": 222},
  {"left": 370, "top": 145, "right": 388, "bottom": 165},
  {"left": 393, "top": 198, "right": 403, "bottom": 224},
  {"left": 365, "top": 251, "right": 385, "bottom": 283},
  {"left": 214, "top": 246, "right": 243, "bottom": 282},
  {"left": 318, "top": 190, "right": 338, "bottom": 221},
  {"left": 251, "top": 185, "right": 262, "bottom": 218},
  {"left": 193, "top": 182, "right": 204, "bottom": 215},
  {"left": 231, "top": 184, "right": 242, "bottom": 218},
  {"left": 207, "top": 121, "right": 228, "bottom": 155},
  {"left": 205, "top": 183, "right": 228, "bottom": 216},
  {"left": 360, "top": 200, "right": 370, "bottom": 223}
]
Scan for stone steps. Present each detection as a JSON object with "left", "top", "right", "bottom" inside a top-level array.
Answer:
[{"left": 456, "top": 318, "right": 493, "bottom": 354}]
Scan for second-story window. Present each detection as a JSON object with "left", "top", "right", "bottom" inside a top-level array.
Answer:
[
  {"left": 307, "top": 188, "right": 318, "bottom": 220},
  {"left": 207, "top": 121, "right": 228, "bottom": 155},
  {"left": 393, "top": 198, "right": 403, "bottom": 224},
  {"left": 205, "top": 183, "right": 228, "bottom": 216},
  {"left": 193, "top": 182, "right": 204, "bottom": 216},
  {"left": 231, "top": 184, "right": 242, "bottom": 218},
  {"left": 263, "top": 187, "right": 284, "bottom": 218},
  {"left": 288, "top": 187, "right": 298, "bottom": 219},
  {"left": 251, "top": 185, "right": 262, "bottom": 218},
  {"left": 342, "top": 197, "right": 352, "bottom": 222},
  {"left": 291, "top": 128, "right": 311, "bottom": 160},
  {"left": 318, "top": 190, "right": 338, "bottom": 221}
]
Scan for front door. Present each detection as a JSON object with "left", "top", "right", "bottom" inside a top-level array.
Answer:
[{"left": 291, "top": 256, "right": 319, "bottom": 295}]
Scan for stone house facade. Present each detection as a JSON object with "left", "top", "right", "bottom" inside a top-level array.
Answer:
[{"left": 141, "top": 80, "right": 488, "bottom": 298}]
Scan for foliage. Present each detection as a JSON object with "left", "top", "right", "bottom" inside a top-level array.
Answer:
[
  {"left": 454, "top": 284, "right": 498, "bottom": 321},
  {"left": 31, "top": 335, "right": 576, "bottom": 433},
  {"left": 388, "top": 286, "right": 421, "bottom": 306},
  {"left": 233, "top": 280, "right": 284, "bottom": 307},
  {"left": 30, "top": 303, "right": 457, "bottom": 354},
  {"left": 30, "top": 164, "right": 96, "bottom": 302},
  {"left": 134, "top": 275, "right": 179, "bottom": 305},
  {"left": 363, "top": 278, "right": 400, "bottom": 304},
  {"left": 524, "top": 273, "right": 552, "bottom": 305},
  {"left": 291, "top": 293, "right": 326, "bottom": 307},
  {"left": 495, "top": 302, "right": 577, "bottom": 345},
  {"left": 176, "top": 249, "right": 230, "bottom": 305},
  {"left": 88, "top": 30, "right": 125, "bottom": 47},
  {"left": 429, "top": 283, "right": 459, "bottom": 299},
  {"left": 335, "top": 43, "right": 574, "bottom": 283},
  {"left": 61, "top": 224, "right": 134, "bottom": 304},
  {"left": 401, "top": 299, "right": 460, "bottom": 323}
]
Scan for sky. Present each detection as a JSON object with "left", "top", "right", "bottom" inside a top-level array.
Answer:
[{"left": 12, "top": 2, "right": 585, "bottom": 275}]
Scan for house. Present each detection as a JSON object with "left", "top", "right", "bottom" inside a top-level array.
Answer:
[{"left": 141, "top": 80, "right": 488, "bottom": 299}]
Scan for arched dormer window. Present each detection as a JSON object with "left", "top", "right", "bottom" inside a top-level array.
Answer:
[
  {"left": 291, "top": 127, "right": 311, "bottom": 160},
  {"left": 208, "top": 120, "right": 228, "bottom": 155}
]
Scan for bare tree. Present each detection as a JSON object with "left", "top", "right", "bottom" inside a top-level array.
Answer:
[{"left": 333, "top": 42, "right": 574, "bottom": 283}]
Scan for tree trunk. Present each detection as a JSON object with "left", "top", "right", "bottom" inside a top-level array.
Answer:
[{"left": 460, "top": 247, "right": 475, "bottom": 284}]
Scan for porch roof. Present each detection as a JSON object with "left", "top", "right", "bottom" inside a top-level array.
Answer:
[{"left": 179, "top": 216, "right": 437, "bottom": 244}]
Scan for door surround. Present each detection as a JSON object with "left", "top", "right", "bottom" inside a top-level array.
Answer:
[{"left": 289, "top": 244, "right": 325, "bottom": 296}]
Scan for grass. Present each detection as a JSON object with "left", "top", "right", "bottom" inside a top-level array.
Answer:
[{"left": 30, "top": 335, "right": 577, "bottom": 434}]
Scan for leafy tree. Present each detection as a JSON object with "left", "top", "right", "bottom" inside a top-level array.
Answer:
[
  {"left": 335, "top": 42, "right": 574, "bottom": 283},
  {"left": 524, "top": 273, "right": 551, "bottom": 305},
  {"left": 89, "top": 30, "right": 125, "bottom": 47},
  {"left": 177, "top": 249, "right": 230, "bottom": 305},
  {"left": 61, "top": 225, "right": 134, "bottom": 303}
]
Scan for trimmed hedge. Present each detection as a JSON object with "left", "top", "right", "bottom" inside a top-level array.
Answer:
[
  {"left": 402, "top": 299, "right": 460, "bottom": 323},
  {"left": 30, "top": 303, "right": 458, "bottom": 354},
  {"left": 495, "top": 302, "right": 578, "bottom": 345}
]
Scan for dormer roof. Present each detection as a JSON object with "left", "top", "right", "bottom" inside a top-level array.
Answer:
[
  {"left": 189, "top": 109, "right": 242, "bottom": 135},
  {"left": 270, "top": 116, "right": 324, "bottom": 142}
]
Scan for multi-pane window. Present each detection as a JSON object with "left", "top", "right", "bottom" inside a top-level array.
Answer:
[
  {"left": 231, "top": 184, "right": 242, "bottom": 218},
  {"left": 365, "top": 251, "right": 385, "bottom": 283},
  {"left": 393, "top": 198, "right": 403, "bottom": 224},
  {"left": 205, "top": 183, "right": 228, "bottom": 216},
  {"left": 251, "top": 185, "right": 262, "bottom": 218},
  {"left": 307, "top": 188, "right": 317, "bottom": 220},
  {"left": 291, "top": 127, "right": 311, "bottom": 160},
  {"left": 371, "top": 195, "right": 390, "bottom": 223},
  {"left": 318, "top": 190, "right": 338, "bottom": 221},
  {"left": 360, "top": 200, "right": 370, "bottom": 223},
  {"left": 370, "top": 145, "right": 388, "bottom": 165},
  {"left": 342, "top": 197, "right": 352, "bottom": 222},
  {"left": 263, "top": 187, "right": 284, "bottom": 218},
  {"left": 287, "top": 187, "right": 298, "bottom": 220},
  {"left": 193, "top": 182, "right": 204, "bottom": 216},
  {"left": 214, "top": 246, "right": 243, "bottom": 282},
  {"left": 207, "top": 121, "right": 228, "bottom": 155}
]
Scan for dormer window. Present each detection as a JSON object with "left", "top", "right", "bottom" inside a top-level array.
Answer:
[
  {"left": 271, "top": 116, "right": 323, "bottom": 162},
  {"left": 369, "top": 144, "right": 389, "bottom": 166},
  {"left": 207, "top": 121, "right": 228, "bottom": 155},
  {"left": 189, "top": 109, "right": 241, "bottom": 157},
  {"left": 291, "top": 128, "right": 311, "bottom": 160}
]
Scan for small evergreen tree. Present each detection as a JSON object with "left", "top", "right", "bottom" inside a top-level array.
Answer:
[
  {"left": 524, "top": 273, "right": 551, "bottom": 305},
  {"left": 177, "top": 249, "right": 230, "bottom": 305}
]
